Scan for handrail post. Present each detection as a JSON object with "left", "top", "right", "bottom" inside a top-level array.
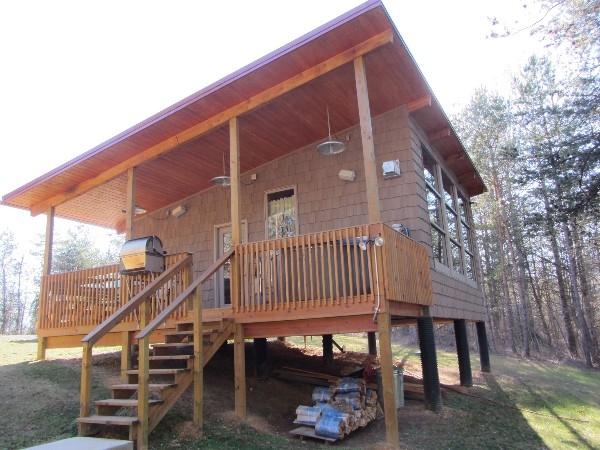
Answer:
[
  {"left": 137, "top": 297, "right": 151, "bottom": 449},
  {"left": 78, "top": 341, "right": 93, "bottom": 435},
  {"left": 193, "top": 286, "right": 203, "bottom": 427}
]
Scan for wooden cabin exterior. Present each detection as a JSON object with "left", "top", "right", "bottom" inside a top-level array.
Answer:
[{"left": 1, "top": 1, "right": 490, "bottom": 448}]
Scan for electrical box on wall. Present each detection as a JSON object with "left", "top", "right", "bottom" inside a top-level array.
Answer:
[{"left": 382, "top": 159, "right": 401, "bottom": 179}]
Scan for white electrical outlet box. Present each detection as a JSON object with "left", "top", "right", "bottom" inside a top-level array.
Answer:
[{"left": 382, "top": 159, "right": 401, "bottom": 179}]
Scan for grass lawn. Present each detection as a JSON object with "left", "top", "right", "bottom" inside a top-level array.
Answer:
[{"left": 1, "top": 334, "right": 598, "bottom": 449}]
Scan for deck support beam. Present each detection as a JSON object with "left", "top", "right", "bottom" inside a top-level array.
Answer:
[
  {"left": 377, "top": 311, "right": 399, "bottom": 448},
  {"left": 453, "top": 319, "right": 472, "bottom": 387},
  {"left": 234, "top": 323, "right": 247, "bottom": 421}
]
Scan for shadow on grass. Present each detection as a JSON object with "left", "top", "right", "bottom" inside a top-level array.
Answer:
[{"left": 516, "top": 376, "right": 596, "bottom": 449}]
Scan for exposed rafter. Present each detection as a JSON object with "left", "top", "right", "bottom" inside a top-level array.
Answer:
[
  {"left": 428, "top": 127, "right": 451, "bottom": 143},
  {"left": 407, "top": 95, "right": 431, "bottom": 113}
]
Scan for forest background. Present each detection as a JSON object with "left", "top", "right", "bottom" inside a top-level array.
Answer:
[{"left": 1, "top": 0, "right": 598, "bottom": 368}]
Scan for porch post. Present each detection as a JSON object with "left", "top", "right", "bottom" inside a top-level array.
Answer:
[
  {"left": 354, "top": 56, "right": 381, "bottom": 224},
  {"left": 125, "top": 167, "right": 136, "bottom": 240},
  {"left": 367, "top": 332, "right": 377, "bottom": 355},
  {"left": 230, "top": 117, "right": 247, "bottom": 420},
  {"left": 37, "top": 206, "right": 55, "bottom": 360},
  {"left": 377, "top": 311, "right": 399, "bottom": 448}
]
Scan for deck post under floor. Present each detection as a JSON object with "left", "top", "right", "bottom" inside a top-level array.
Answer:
[
  {"left": 234, "top": 323, "right": 247, "bottom": 421},
  {"left": 367, "top": 331, "right": 377, "bottom": 355},
  {"left": 476, "top": 321, "right": 491, "bottom": 373},
  {"left": 322, "top": 334, "right": 333, "bottom": 367},
  {"left": 417, "top": 316, "right": 442, "bottom": 413},
  {"left": 453, "top": 319, "right": 473, "bottom": 387},
  {"left": 377, "top": 311, "right": 399, "bottom": 448}
]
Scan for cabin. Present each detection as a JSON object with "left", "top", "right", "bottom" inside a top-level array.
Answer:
[{"left": 1, "top": 1, "right": 490, "bottom": 448}]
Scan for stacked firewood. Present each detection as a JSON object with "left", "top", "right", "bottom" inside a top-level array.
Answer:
[{"left": 294, "top": 377, "right": 382, "bottom": 440}]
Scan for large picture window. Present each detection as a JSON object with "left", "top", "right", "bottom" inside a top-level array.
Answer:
[
  {"left": 266, "top": 188, "right": 296, "bottom": 239},
  {"left": 422, "top": 147, "right": 476, "bottom": 281}
]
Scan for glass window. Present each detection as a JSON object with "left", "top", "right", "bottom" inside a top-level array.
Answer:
[
  {"left": 422, "top": 146, "right": 477, "bottom": 281},
  {"left": 266, "top": 188, "right": 296, "bottom": 239}
]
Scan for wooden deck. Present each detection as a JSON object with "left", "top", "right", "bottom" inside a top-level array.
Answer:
[{"left": 36, "top": 224, "right": 432, "bottom": 350}]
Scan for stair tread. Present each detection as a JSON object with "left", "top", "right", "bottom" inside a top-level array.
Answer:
[
  {"left": 95, "top": 398, "right": 164, "bottom": 407},
  {"left": 110, "top": 383, "right": 176, "bottom": 391},
  {"left": 149, "top": 355, "right": 193, "bottom": 360},
  {"left": 76, "top": 415, "right": 138, "bottom": 426},
  {"left": 125, "top": 368, "right": 190, "bottom": 375}
]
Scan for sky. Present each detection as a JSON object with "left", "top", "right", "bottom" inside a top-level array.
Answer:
[{"left": 0, "top": 0, "right": 546, "bottom": 255}]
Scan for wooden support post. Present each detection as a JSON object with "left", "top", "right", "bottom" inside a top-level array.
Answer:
[
  {"left": 367, "top": 331, "right": 377, "bottom": 355},
  {"left": 193, "top": 286, "right": 204, "bottom": 428},
  {"left": 354, "top": 56, "right": 381, "bottom": 224},
  {"left": 230, "top": 116, "right": 241, "bottom": 313},
  {"left": 38, "top": 206, "right": 55, "bottom": 361},
  {"left": 234, "top": 323, "right": 247, "bottom": 421},
  {"left": 121, "top": 331, "right": 133, "bottom": 381},
  {"left": 377, "top": 311, "right": 399, "bottom": 448},
  {"left": 253, "top": 338, "right": 268, "bottom": 380},
  {"left": 137, "top": 334, "right": 150, "bottom": 450},
  {"left": 78, "top": 341, "right": 93, "bottom": 436},
  {"left": 37, "top": 337, "right": 48, "bottom": 361},
  {"left": 125, "top": 167, "right": 136, "bottom": 240}
]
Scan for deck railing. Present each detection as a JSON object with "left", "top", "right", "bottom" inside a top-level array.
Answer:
[
  {"left": 38, "top": 253, "right": 192, "bottom": 332},
  {"left": 232, "top": 223, "right": 432, "bottom": 313}
]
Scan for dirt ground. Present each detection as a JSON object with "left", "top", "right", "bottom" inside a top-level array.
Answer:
[{"left": 137, "top": 338, "right": 440, "bottom": 449}]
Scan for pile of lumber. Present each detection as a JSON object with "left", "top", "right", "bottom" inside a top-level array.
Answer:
[{"left": 294, "top": 377, "right": 382, "bottom": 440}]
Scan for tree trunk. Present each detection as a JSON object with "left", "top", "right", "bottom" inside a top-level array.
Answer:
[{"left": 562, "top": 221, "right": 593, "bottom": 367}]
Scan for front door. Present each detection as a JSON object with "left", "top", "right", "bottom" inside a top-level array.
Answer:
[{"left": 215, "top": 222, "right": 246, "bottom": 308}]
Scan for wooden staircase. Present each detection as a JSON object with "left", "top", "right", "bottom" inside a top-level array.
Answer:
[{"left": 77, "top": 318, "right": 234, "bottom": 441}]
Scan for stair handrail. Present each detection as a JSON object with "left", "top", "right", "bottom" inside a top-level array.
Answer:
[
  {"left": 134, "top": 247, "right": 235, "bottom": 449},
  {"left": 81, "top": 253, "right": 194, "bottom": 347},
  {"left": 79, "top": 252, "right": 193, "bottom": 441},
  {"left": 135, "top": 248, "right": 234, "bottom": 340}
]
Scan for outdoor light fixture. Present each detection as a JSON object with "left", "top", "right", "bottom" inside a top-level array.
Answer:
[
  {"left": 121, "top": 206, "right": 147, "bottom": 215},
  {"left": 172, "top": 205, "right": 187, "bottom": 217},
  {"left": 316, "top": 106, "right": 345, "bottom": 155},
  {"left": 211, "top": 153, "right": 231, "bottom": 187},
  {"left": 338, "top": 169, "right": 356, "bottom": 181}
]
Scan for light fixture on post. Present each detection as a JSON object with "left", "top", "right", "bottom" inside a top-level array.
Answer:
[
  {"left": 121, "top": 205, "right": 147, "bottom": 215},
  {"left": 316, "top": 106, "right": 345, "bottom": 155},
  {"left": 211, "top": 152, "right": 231, "bottom": 187}
]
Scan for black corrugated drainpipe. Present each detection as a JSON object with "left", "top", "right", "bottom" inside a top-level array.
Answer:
[
  {"left": 253, "top": 338, "right": 268, "bottom": 380},
  {"left": 453, "top": 319, "right": 473, "bottom": 387},
  {"left": 322, "top": 334, "right": 334, "bottom": 367},
  {"left": 476, "top": 321, "right": 491, "bottom": 373},
  {"left": 417, "top": 316, "right": 443, "bottom": 412}
]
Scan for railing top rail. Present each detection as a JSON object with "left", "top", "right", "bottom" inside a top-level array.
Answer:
[
  {"left": 135, "top": 248, "right": 235, "bottom": 340},
  {"left": 82, "top": 253, "right": 193, "bottom": 346}
]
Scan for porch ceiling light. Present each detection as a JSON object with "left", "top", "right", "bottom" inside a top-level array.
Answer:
[
  {"left": 316, "top": 106, "right": 345, "bottom": 155},
  {"left": 211, "top": 153, "right": 231, "bottom": 187},
  {"left": 121, "top": 205, "right": 147, "bottom": 215}
]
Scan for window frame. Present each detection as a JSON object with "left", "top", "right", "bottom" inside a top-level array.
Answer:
[{"left": 264, "top": 185, "right": 298, "bottom": 239}]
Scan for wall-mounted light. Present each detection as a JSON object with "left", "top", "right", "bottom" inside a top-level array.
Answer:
[
  {"left": 172, "top": 205, "right": 187, "bottom": 217},
  {"left": 338, "top": 169, "right": 356, "bottom": 182},
  {"left": 121, "top": 205, "right": 147, "bottom": 215}
]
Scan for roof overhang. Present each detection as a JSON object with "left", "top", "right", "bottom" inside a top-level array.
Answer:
[{"left": 1, "top": 0, "right": 486, "bottom": 230}]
